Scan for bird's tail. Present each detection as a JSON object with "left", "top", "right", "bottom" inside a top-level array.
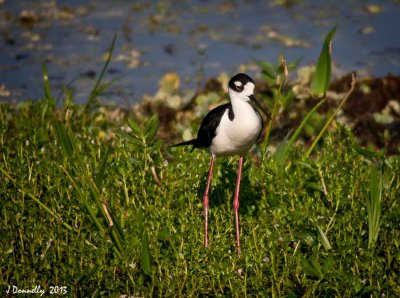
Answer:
[{"left": 170, "top": 139, "right": 197, "bottom": 151}]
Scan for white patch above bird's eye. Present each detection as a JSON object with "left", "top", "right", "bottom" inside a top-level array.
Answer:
[{"left": 234, "top": 81, "right": 242, "bottom": 87}]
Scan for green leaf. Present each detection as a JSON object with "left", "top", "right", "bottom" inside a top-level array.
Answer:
[
  {"left": 352, "top": 144, "right": 384, "bottom": 159},
  {"left": 157, "top": 227, "right": 170, "bottom": 242},
  {"left": 272, "top": 132, "right": 291, "bottom": 168},
  {"left": 314, "top": 220, "right": 332, "bottom": 250},
  {"left": 90, "top": 76, "right": 121, "bottom": 99},
  {"left": 95, "top": 147, "right": 110, "bottom": 189},
  {"left": 141, "top": 231, "right": 152, "bottom": 277},
  {"left": 322, "top": 256, "right": 335, "bottom": 273},
  {"left": 255, "top": 59, "right": 275, "bottom": 75},
  {"left": 367, "top": 164, "right": 383, "bottom": 249},
  {"left": 286, "top": 56, "right": 302, "bottom": 72},
  {"left": 310, "top": 26, "right": 337, "bottom": 97},
  {"left": 128, "top": 118, "right": 143, "bottom": 137},
  {"left": 145, "top": 115, "right": 160, "bottom": 141},
  {"left": 305, "top": 73, "right": 356, "bottom": 158},
  {"left": 300, "top": 259, "right": 323, "bottom": 279},
  {"left": 91, "top": 289, "right": 100, "bottom": 298},
  {"left": 288, "top": 98, "right": 326, "bottom": 149},
  {"left": 54, "top": 122, "right": 74, "bottom": 159},
  {"left": 42, "top": 63, "right": 54, "bottom": 106},
  {"left": 86, "top": 33, "right": 117, "bottom": 111}
]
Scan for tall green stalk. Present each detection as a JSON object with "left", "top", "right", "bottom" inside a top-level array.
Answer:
[
  {"left": 305, "top": 74, "right": 356, "bottom": 158},
  {"left": 262, "top": 59, "right": 288, "bottom": 159}
]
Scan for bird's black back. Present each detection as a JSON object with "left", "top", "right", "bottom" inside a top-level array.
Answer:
[{"left": 195, "top": 103, "right": 233, "bottom": 149}]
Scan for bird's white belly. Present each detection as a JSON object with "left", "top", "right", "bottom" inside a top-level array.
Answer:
[{"left": 210, "top": 109, "right": 261, "bottom": 157}]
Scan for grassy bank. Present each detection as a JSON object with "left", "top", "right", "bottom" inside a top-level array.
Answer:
[
  {"left": 2, "top": 28, "right": 400, "bottom": 296},
  {"left": 1, "top": 85, "right": 399, "bottom": 296}
]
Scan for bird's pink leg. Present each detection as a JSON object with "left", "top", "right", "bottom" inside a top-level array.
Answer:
[
  {"left": 203, "top": 156, "right": 215, "bottom": 248},
  {"left": 233, "top": 156, "right": 244, "bottom": 256}
]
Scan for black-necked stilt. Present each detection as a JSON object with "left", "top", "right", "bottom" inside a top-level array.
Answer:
[{"left": 171, "top": 73, "right": 267, "bottom": 256}]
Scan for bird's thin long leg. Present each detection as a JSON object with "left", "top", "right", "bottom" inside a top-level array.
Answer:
[
  {"left": 203, "top": 156, "right": 215, "bottom": 248},
  {"left": 233, "top": 156, "right": 244, "bottom": 256}
]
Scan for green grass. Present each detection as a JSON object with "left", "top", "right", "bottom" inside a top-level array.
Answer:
[
  {"left": 1, "top": 92, "right": 399, "bottom": 296},
  {"left": 1, "top": 28, "right": 399, "bottom": 296}
]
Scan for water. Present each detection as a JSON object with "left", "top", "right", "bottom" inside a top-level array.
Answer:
[{"left": 1, "top": 0, "right": 399, "bottom": 105}]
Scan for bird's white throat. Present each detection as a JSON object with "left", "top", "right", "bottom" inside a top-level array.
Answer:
[{"left": 211, "top": 99, "right": 262, "bottom": 157}]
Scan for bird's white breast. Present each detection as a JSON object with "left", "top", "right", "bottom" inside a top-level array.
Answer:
[{"left": 210, "top": 101, "right": 262, "bottom": 157}]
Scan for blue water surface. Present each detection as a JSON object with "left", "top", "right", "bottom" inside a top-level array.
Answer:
[{"left": 0, "top": 0, "right": 399, "bottom": 104}]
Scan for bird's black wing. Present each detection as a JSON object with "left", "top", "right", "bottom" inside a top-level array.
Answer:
[{"left": 196, "top": 103, "right": 232, "bottom": 149}]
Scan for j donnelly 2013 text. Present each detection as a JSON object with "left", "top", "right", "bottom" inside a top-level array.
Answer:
[{"left": 5, "top": 285, "right": 68, "bottom": 296}]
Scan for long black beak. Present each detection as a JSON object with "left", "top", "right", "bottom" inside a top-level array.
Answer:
[{"left": 249, "top": 94, "right": 269, "bottom": 120}]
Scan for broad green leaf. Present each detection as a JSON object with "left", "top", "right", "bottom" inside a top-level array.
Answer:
[
  {"left": 310, "top": 26, "right": 337, "bottom": 97},
  {"left": 141, "top": 231, "right": 152, "bottom": 277}
]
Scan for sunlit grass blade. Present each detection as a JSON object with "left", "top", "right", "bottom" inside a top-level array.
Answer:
[
  {"left": 310, "top": 26, "right": 337, "bottom": 97},
  {"left": 312, "top": 219, "right": 332, "bottom": 250},
  {"left": 367, "top": 164, "right": 383, "bottom": 249}
]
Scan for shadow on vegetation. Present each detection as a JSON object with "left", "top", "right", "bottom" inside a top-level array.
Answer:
[{"left": 196, "top": 158, "right": 263, "bottom": 216}]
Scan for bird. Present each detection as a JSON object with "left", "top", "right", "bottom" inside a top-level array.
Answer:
[{"left": 171, "top": 73, "right": 267, "bottom": 256}]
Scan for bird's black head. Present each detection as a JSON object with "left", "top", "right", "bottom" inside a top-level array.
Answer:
[
  {"left": 228, "top": 73, "right": 269, "bottom": 118},
  {"left": 228, "top": 73, "right": 255, "bottom": 93}
]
